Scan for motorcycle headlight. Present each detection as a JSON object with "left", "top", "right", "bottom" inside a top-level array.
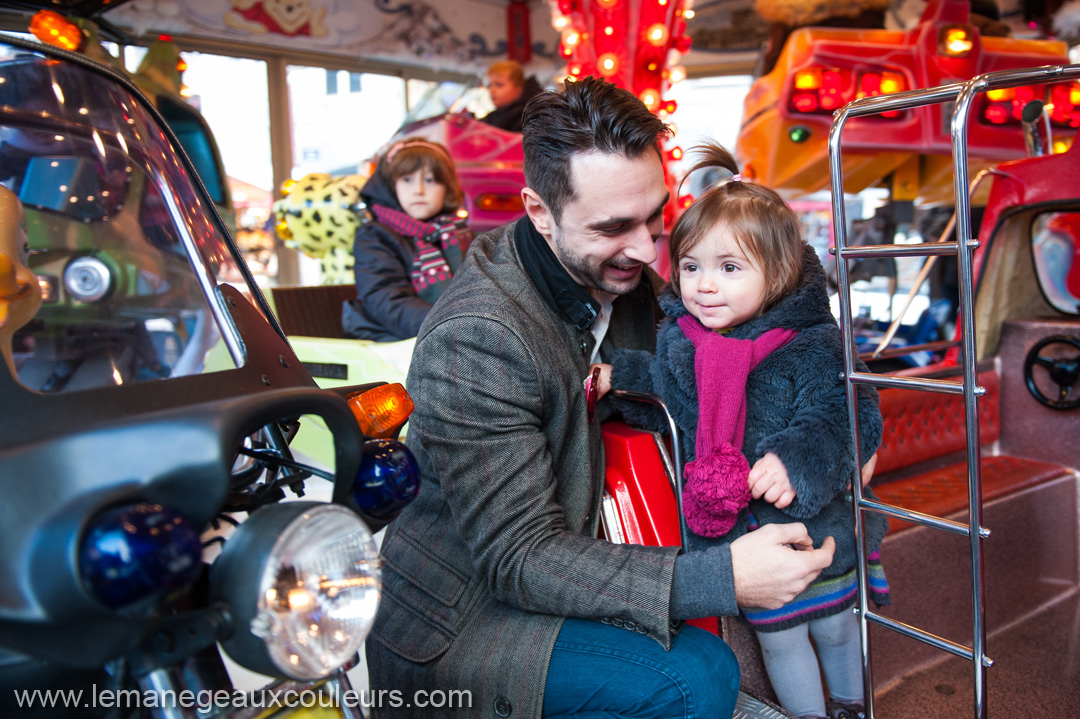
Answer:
[{"left": 210, "top": 502, "right": 381, "bottom": 681}]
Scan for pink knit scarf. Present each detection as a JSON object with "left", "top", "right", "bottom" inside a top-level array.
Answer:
[{"left": 677, "top": 315, "right": 796, "bottom": 537}]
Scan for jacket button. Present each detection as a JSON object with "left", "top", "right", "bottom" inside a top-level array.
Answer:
[{"left": 494, "top": 697, "right": 512, "bottom": 716}]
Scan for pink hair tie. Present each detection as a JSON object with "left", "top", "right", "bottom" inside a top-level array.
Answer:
[
  {"left": 729, "top": 173, "right": 743, "bottom": 182},
  {"left": 386, "top": 140, "right": 453, "bottom": 164}
]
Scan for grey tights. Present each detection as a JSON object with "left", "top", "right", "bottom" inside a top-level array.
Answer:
[{"left": 754, "top": 610, "right": 864, "bottom": 718}]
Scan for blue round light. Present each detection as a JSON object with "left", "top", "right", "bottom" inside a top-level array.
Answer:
[
  {"left": 351, "top": 439, "right": 421, "bottom": 520},
  {"left": 79, "top": 503, "right": 202, "bottom": 612}
]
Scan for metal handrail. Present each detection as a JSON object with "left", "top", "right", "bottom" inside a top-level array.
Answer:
[
  {"left": 849, "top": 372, "right": 982, "bottom": 395},
  {"left": 828, "top": 62, "right": 1080, "bottom": 719}
]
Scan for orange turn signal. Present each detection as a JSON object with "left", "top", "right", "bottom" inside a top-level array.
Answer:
[
  {"left": 348, "top": 383, "right": 414, "bottom": 438},
  {"left": 30, "top": 10, "right": 83, "bottom": 52}
]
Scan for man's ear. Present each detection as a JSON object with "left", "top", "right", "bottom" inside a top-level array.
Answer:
[{"left": 521, "top": 188, "right": 553, "bottom": 238}]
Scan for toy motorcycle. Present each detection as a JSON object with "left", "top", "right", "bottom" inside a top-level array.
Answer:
[{"left": 0, "top": 34, "right": 417, "bottom": 718}]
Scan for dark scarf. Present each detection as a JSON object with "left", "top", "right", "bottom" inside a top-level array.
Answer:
[
  {"left": 369, "top": 204, "right": 467, "bottom": 302},
  {"left": 513, "top": 216, "right": 599, "bottom": 331}
]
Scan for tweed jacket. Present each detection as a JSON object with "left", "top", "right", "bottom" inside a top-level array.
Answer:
[
  {"left": 611, "top": 244, "right": 888, "bottom": 573},
  {"left": 366, "top": 221, "right": 687, "bottom": 719}
]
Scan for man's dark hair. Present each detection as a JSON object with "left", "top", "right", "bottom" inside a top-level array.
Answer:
[{"left": 521, "top": 76, "right": 671, "bottom": 224}]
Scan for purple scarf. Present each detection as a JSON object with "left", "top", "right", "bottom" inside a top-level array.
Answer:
[{"left": 677, "top": 315, "right": 796, "bottom": 537}]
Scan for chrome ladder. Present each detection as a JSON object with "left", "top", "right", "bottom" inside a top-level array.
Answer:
[{"left": 828, "top": 63, "right": 1080, "bottom": 719}]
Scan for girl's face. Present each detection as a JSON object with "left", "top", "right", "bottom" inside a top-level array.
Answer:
[
  {"left": 395, "top": 166, "right": 447, "bottom": 221},
  {"left": 678, "top": 223, "right": 766, "bottom": 330}
]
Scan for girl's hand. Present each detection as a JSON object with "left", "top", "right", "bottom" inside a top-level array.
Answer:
[
  {"left": 588, "top": 363, "right": 613, "bottom": 399},
  {"left": 748, "top": 452, "right": 796, "bottom": 509}
]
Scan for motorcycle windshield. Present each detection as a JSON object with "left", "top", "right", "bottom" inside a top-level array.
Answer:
[{"left": 0, "top": 38, "right": 254, "bottom": 393}]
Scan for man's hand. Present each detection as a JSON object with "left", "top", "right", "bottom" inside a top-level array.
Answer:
[
  {"left": 747, "top": 452, "right": 795, "bottom": 508},
  {"left": 730, "top": 523, "right": 835, "bottom": 609}
]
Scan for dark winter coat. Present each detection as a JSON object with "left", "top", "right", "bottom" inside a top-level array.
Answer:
[
  {"left": 610, "top": 243, "right": 888, "bottom": 576},
  {"left": 480, "top": 76, "right": 544, "bottom": 133},
  {"left": 342, "top": 171, "right": 459, "bottom": 341}
]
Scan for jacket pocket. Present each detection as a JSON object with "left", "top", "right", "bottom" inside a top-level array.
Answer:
[
  {"left": 383, "top": 529, "right": 470, "bottom": 608},
  {"left": 372, "top": 589, "right": 453, "bottom": 663}
]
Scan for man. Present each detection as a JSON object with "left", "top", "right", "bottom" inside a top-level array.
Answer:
[
  {"left": 480, "top": 59, "right": 543, "bottom": 133},
  {"left": 366, "top": 76, "right": 840, "bottom": 718}
]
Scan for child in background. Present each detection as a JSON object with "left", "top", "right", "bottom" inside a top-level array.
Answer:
[
  {"left": 342, "top": 137, "right": 472, "bottom": 341},
  {"left": 590, "top": 142, "right": 889, "bottom": 719}
]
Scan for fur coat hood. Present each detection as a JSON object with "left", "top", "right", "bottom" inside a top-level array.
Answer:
[{"left": 611, "top": 244, "right": 887, "bottom": 567}]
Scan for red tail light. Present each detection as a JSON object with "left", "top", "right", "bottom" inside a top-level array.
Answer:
[
  {"left": 789, "top": 66, "right": 906, "bottom": 118},
  {"left": 982, "top": 85, "right": 1041, "bottom": 125},
  {"left": 857, "top": 71, "right": 907, "bottom": 118},
  {"left": 981, "top": 82, "right": 1080, "bottom": 128},
  {"left": 1048, "top": 82, "right": 1080, "bottom": 128}
]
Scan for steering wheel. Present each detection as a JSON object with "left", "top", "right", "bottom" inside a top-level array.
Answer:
[{"left": 1024, "top": 334, "right": 1080, "bottom": 410}]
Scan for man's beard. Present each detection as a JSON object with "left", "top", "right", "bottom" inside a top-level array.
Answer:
[{"left": 552, "top": 226, "right": 643, "bottom": 296}]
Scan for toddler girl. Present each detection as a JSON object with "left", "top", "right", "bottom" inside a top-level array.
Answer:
[
  {"left": 342, "top": 136, "right": 472, "bottom": 341},
  {"left": 591, "top": 142, "right": 889, "bottom": 719}
]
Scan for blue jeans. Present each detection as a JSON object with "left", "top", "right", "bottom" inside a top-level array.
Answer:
[{"left": 542, "top": 618, "right": 740, "bottom": 718}]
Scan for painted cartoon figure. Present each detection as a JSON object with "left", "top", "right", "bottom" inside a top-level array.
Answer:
[
  {"left": 225, "top": 0, "right": 328, "bottom": 37},
  {"left": 0, "top": 186, "right": 40, "bottom": 378}
]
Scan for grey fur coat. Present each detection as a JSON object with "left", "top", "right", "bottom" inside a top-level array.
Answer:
[{"left": 610, "top": 244, "right": 888, "bottom": 573}]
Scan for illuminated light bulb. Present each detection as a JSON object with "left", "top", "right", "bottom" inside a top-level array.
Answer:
[
  {"left": 562, "top": 28, "right": 582, "bottom": 47},
  {"left": 669, "top": 146, "right": 684, "bottom": 160},
  {"left": 598, "top": 53, "right": 620, "bottom": 76},
  {"left": 175, "top": 57, "right": 187, "bottom": 72},
  {"left": 553, "top": 15, "right": 570, "bottom": 30},
  {"left": 663, "top": 99, "right": 678, "bottom": 114},
  {"left": 941, "top": 26, "right": 972, "bottom": 56},
  {"left": 647, "top": 61, "right": 659, "bottom": 72},
  {"left": 669, "top": 65, "right": 687, "bottom": 83},
  {"left": 29, "top": 10, "right": 82, "bottom": 52},
  {"left": 569, "top": 62, "right": 583, "bottom": 76},
  {"left": 879, "top": 71, "right": 904, "bottom": 94},
  {"left": 604, "top": 26, "right": 614, "bottom": 35},
  {"left": 679, "top": 194, "right": 694, "bottom": 209},
  {"left": 646, "top": 23, "right": 669, "bottom": 47},
  {"left": 789, "top": 126, "right": 811, "bottom": 143},
  {"left": 560, "top": 43, "right": 574, "bottom": 58},
  {"left": 596, "top": 0, "right": 619, "bottom": 7},
  {"left": 1053, "top": 139, "right": 1071, "bottom": 154},
  {"left": 640, "top": 88, "right": 661, "bottom": 111},
  {"left": 685, "top": 9, "right": 696, "bottom": 18}
]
